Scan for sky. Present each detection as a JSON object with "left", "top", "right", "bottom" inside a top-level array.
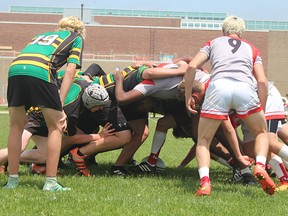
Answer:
[{"left": 1, "top": 0, "right": 288, "bottom": 21}]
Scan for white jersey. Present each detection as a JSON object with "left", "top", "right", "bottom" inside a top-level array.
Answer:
[
  {"left": 133, "top": 64, "right": 210, "bottom": 99},
  {"left": 201, "top": 36, "right": 262, "bottom": 87},
  {"left": 265, "top": 82, "right": 286, "bottom": 120},
  {"left": 195, "top": 69, "right": 211, "bottom": 84}
]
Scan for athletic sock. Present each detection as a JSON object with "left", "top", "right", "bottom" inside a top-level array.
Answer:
[
  {"left": 240, "top": 167, "right": 251, "bottom": 175},
  {"left": 43, "top": 177, "right": 58, "bottom": 189},
  {"left": 227, "top": 157, "right": 237, "bottom": 167},
  {"left": 147, "top": 131, "right": 166, "bottom": 166},
  {"left": 147, "top": 153, "right": 159, "bottom": 166},
  {"left": 269, "top": 155, "right": 288, "bottom": 181},
  {"left": 151, "top": 131, "right": 166, "bottom": 153},
  {"left": 278, "top": 145, "right": 288, "bottom": 161},
  {"left": 198, "top": 167, "right": 209, "bottom": 179},
  {"left": 45, "top": 177, "right": 57, "bottom": 184},
  {"left": 255, "top": 155, "right": 267, "bottom": 167}
]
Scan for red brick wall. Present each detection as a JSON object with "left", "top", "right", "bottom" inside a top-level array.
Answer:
[
  {"left": 0, "top": 23, "right": 268, "bottom": 61},
  {"left": 0, "top": 23, "right": 57, "bottom": 50}
]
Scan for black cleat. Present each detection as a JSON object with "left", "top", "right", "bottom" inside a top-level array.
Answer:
[
  {"left": 129, "top": 162, "right": 157, "bottom": 174},
  {"left": 242, "top": 173, "right": 258, "bottom": 186}
]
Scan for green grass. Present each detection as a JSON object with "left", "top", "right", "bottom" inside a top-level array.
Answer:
[
  {"left": 0, "top": 105, "right": 8, "bottom": 111},
  {"left": 0, "top": 113, "right": 288, "bottom": 216}
]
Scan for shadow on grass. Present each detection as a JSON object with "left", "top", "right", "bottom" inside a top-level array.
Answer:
[{"left": 58, "top": 160, "right": 252, "bottom": 194}]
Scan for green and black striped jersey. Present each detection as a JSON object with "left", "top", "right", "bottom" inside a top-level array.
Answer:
[
  {"left": 91, "top": 65, "right": 147, "bottom": 100},
  {"left": 9, "top": 30, "right": 84, "bottom": 85}
]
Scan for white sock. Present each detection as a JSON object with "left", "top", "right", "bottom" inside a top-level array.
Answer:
[
  {"left": 269, "top": 155, "right": 284, "bottom": 178},
  {"left": 240, "top": 167, "right": 251, "bottom": 175},
  {"left": 46, "top": 177, "right": 57, "bottom": 184},
  {"left": 9, "top": 174, "right": 19, "bottom": 178},
  {"left": 198, "top": 167, "right": 209, "bottom": 179},
  {"left": 151, "top": 131, "right": 166, "bottom": 154},
  {"left": 256, "top": 155, "right": 267, "bottom": 166},
  {"left": 278, "top": 145, "right": 288, "bottom": 161}
]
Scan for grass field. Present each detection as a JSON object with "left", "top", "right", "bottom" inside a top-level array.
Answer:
[{"left": 0, "top": 113, "right": 288, "bottom": 216}]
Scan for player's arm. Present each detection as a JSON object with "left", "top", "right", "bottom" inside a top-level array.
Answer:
[
  {"left": 63, "top": 123, "right": 115, "bottom": 145},
  {"left": 59, "top": 63, "right": 77, "bottom": 106},
  {"left": 141, "top": 61, "right": 188, "bottom": 79},
  {"left": 114, "top": 70, "right": 144, "bottom": 105},
  {"left": 177, "top": 144, "right": 196, "bottom": 168},
  {"left": 253, "top": 63, "right": 268, "bottom": 112},
  {"left": 185, "top": 52, "right": 208, "bottom": 114},
  {"left": 221, "top": 119, "right": 252, "bottom": 167}
]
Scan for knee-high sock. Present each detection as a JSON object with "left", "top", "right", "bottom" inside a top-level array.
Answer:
[
  {"left": 147, "top": 131, "right": 166, "bottom": 165},
  {"left": 269, "top": 155, "right": 288, "bottom": 182}
]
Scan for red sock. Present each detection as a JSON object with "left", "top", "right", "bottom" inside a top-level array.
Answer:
[
  {"left": 279, "top": 163, "right": 288, "bottom": 182},
  {"left": 228, "top": 158, "right": 236, "bottom": 167},
  {"left": 147, "top": 153, "right": 159, "bottom": 166}
]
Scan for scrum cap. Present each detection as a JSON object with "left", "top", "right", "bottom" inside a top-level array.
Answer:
[{"left": 82, "top": 83, "right": 109, "bottom": 109}]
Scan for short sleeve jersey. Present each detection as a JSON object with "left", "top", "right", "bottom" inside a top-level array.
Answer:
[
  {"left": 133, "top": 76, "right": 182, "bottom": 99},
  {"left": 8, "top": 30, "right": 84, "bottom": 85},
  {"left": 91, "top": 66, "right": 147, "bottom": 100},
  {"left": 200, "top": 35, "right": 262, "bottom": 86},
  {"left": 132, "top": 64, "right": 183, "bottom": 99}
]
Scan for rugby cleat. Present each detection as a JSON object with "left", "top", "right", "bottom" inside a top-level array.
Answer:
[
  {"left": 254, "top": 164, "right": 277, "bottom": 195},
  {"left": 242, "top": 173, "right": 258, "bottom": 186},
  {"left": 276, "top": 181, "right": 288, "bottom": 191},
  {"left": 129, "top": 162, "right": 156, "bottom": 174},
  {"left": 3, "top": 176, "right": 19, "bottom": 189},
  {"left": 110, "top": 165, "right": 130, "bottom": 176},
  {"left": 69, "top": 148, "right": 90, "bottom": 177},
  {"left": 194, "top": 177, "right": 211, "bottom": 196},
  {"left": 232, "top": 167, "right": 243, "bottom": 183},
  {"left": 30, "top": 163, "right": 46, "bottom": 175},
  {"left": 43, "top": 181, "right": 71, "bottom": 192}
]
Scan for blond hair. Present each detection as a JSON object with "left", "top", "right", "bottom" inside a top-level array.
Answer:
[
  {"left": 57, "top": 16, "right": 86, "bottom": 39},
  {"left": 176, "top": 79, "right": 203, "bottom": 101},
  {"left": 222, "top": 16, "right": 245, "bottom": 37},
  {"left": 176, "top": 80, "right": 186, "bottom": 101}
]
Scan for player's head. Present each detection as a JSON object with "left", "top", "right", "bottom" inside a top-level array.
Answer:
[
  {"left": 57, "top": 16, "right": 86, "bottom": 38},
  {"left": 222, "top": 16, "right": 245, "bottom": 37},
  {"left": 82, "top": 83, "right": 109, "bottom": 109}
]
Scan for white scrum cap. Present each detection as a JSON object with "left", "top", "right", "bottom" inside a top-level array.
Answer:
[{"left": 82, "top": 83, "right": 109, "bottom": 109}]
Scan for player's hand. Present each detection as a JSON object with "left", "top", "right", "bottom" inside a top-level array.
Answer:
[
  {"left": 99, "top": 122, "right": 115, "bottom": 137},
  {"left": 237, "top": 155, "right": 254, "bottom": 167},
  {"left": 185, "top": 96, "right": 198, "bottom": 115},
  {"left": 114, "top": 69, "right": 124, "bottom": 83},
  {"left": 177, "top": 61, "right": 188, "bottom": 75}
]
